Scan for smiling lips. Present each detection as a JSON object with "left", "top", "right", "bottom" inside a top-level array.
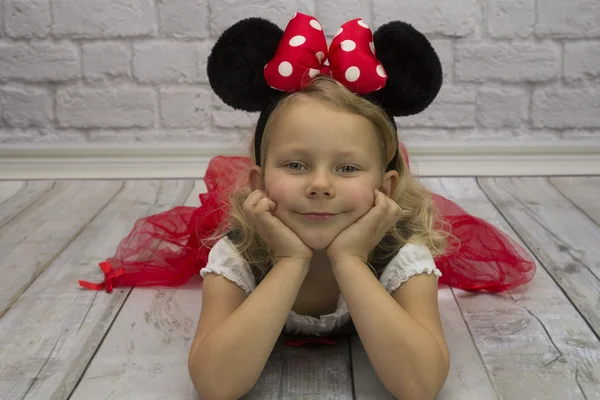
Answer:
[{"left": 301, "top": 212, "right": 338, "bottom": 220}]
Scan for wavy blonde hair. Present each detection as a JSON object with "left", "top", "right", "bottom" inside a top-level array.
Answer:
[{"left": 204, "top": 76, "right": 455, "bottom": 282}]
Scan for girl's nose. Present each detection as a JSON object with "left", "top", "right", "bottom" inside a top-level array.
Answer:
[{"left": 307, "top": 174, "right": 335, "bottom": 197}]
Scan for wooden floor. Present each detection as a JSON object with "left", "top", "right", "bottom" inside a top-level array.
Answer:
[{"left": 1, "top": 177, "right": 599, "bottom": 400}]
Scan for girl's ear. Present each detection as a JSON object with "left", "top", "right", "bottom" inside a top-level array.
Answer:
[
  {"left": 248, "top": 165, "right": 266, "bottom": 192},
  {"left": 379, "top": 170, "right": 399, "bottom": 197}
]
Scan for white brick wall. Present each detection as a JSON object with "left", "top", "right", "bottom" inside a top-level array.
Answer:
[{"left": 0, "top": 0, "right": 598, "bottom": 144}]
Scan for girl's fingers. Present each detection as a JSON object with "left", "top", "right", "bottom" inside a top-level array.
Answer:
[{"left": 246, "top": 190, "right": 263, "bottom": 207}]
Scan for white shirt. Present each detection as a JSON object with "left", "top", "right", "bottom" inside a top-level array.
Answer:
[{"left": 200, "top": 236, "right": 441, "bottom": 336}]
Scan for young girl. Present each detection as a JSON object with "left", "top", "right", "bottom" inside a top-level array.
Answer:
[{"left": 79, "top": 13, "right": 535, "bottom": 400}]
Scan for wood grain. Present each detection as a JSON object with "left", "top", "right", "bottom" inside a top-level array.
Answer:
[
  {"left": 0, "top": 180, "right": 121, "bottom": 317},
  {"left": 0, "top": 181, "right": 23, "bottom": 205},
  {"left": 0, "top": 180, "right": 194, "bottom": 400},
  {"left": 69, "top": 180, "right": 205, "bottom": 400},
  {"left": 426, "top": 177, "right": 600, "bottom": 400},
  {"left": 479, "top": 177, "right": 600, "bottom": 336},
  {"left": 550, "top": 177, "right": 600, "bottom": 226},
  {"left": 0, "top": 181, "right": 53, "bottom": 228},
  {"left": 244, "top": 336, "right": 353, "bottom": 400}
]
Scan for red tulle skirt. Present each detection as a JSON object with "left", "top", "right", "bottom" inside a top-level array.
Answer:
[{"left": 79, "top": 144, "right": 535, "bottom": 294}]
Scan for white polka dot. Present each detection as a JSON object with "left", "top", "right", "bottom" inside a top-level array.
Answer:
[
  {"left": 316, "top": 51, "right": 325, "bottom": 62},
  {"left": 369, "top": 41, "right": 375, "bottom": 55},
  {"left": 357, "top": 20, "right": 370, "bottom": 29},
  {"left": 345, "top": 66, "right": 360, "bottom": 82},
  {"left": 376, "top": 65, "right": 387, "bottom": 78},
  {"left": 324, "top": 59, "right": 330, "bottom": 66},
  {"left": 293, "top": 12, "right": 297, "bottom": 18},
  {"left": 341, "top": 40, "right": 356, "bottom": 52},
  {"left": 376, "top": 86, "right": 382, "bottom": 90},
  {"left": 309, "top": 68, "right": 320, "bottom": 78},
  {"left": 310, "top": 20, "right": 322, "bottom": 30},
  {"left": 278, "top": 61, "right": 293, "bottom": 77},
  {"left": 289, "top": 35, "right": 306, "bottom": 47},
  {"left": 335, "top": 27, "right": 343, "bottom": 37}
]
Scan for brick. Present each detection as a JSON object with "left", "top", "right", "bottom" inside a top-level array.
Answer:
[
  {"left": 476, "top": 88, "right": 528, "bottom": 128},
  {"left": 373, "top": 0, "right": 476, "bottom": 37},
  {"left": 0, "top": 128, "right": 87, "bottom": 144},
  {"left": 209, "top": 0, "right": 298, "bottom": 35},
  {"left": 0, "top": 42, "right": 79, "bottom": 82},
  {"left": 564, "top": 42, "right": 600, "bottom": 82},
  {"left": 401, "top": 128, "right": 552, "bottom": 141},
  {"left": 212, "top": 110, "right": 257, "bottom": 129},
  {"left": 396, "top": 86, "right": 476, "bottom": 128},
  {"left": 197, "top": 40, "right": 214, "bottom": 83},
  {"left": 0, "top": 129, "right": 41, "bottom": 143},
  {"left": 5, "top": 0, "right": 51, "bottom": 38},
  {"left": 487, "top": 0, "right": 534, "bottom": 39},
  {"left": 296, "top": 0, "right": 316, "bottom": 16},
  {"left": 316, "top": 0, "right": 371, "bottom": 36},
  {"left": 53, "top": 0, "right": 156, "bottom": 38},
  {"left": 0, "top": 5, "right": 4, "bottom": 37},
  {"left": 533, "top": 88, "right": 600, "bottom": 128},
  {"left": 456, "top": 43, "right": 559, "bottom": 82},
  {"left": 57, "top": 87, "right": 157, "bottom": 128},
  {"left": 88, "top": 129, "right": 243, "bottom": 144},
  {"left": 133, "top": 42, "right": 198, "bottom": 83},
  {"left": 536, "top": 0, "right": 600, "bottom": 38},
  {"left": 430, "top": 40, "right": 453, "bottom": 81},
  {"left": 83, "top": 42, "right": 131, "bottom": 82},
  {"left": 160, "top": 87, "right": 212, "bottom": 128},
  {"left": 0, "top": 86, "right": 52, "bottom": 128},
  {"left": 159, "top": 0, "right": 209, "bottom": 38},
  {"left": 562, "top": 130, "right": 600, "bottom": 140}
]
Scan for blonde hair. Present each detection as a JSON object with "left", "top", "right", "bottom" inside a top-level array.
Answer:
[{"left": 204, "top": 76, "right": 455, "bottom": 282}]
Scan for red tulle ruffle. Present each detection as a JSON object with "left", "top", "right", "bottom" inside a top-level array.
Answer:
[{"left": 79, "top": 146, "right": 535, "bottom": 293}]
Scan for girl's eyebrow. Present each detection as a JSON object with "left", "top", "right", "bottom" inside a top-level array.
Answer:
[{"left": 278, "top": 147, "right": 364, "bottom": 158}]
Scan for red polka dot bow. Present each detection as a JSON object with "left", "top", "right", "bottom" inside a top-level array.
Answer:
[{"left": 264, "top": 13, "right": 387, "bottom": 94}]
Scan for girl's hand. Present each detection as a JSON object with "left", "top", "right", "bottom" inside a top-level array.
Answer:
[
  {"left": 243, "top": 190, "right": 313, "bottom": 264},
  {"left": 326, "top": 189, "right": 403, "bottom": 263}
]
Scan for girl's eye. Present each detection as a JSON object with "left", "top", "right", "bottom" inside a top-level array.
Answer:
[
  {"left": 339, "top": 165, "right": 358, "bottom": 173},
  {"left": 285, "top": 163, "right": 358, "bottom": 173},
  {"left": 286, "top": 162, "right": 305, "bottom": 170}
]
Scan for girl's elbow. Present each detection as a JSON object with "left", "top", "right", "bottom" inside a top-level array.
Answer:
[{"left": 188, "top": 350, "right": 250, "bottom": 400}]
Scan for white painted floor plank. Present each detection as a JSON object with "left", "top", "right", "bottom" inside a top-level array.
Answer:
[
  {"left": 550, "top": 176, "right": 600, "bottom": 226},
  {"left": 70, "top": 180, "right": 205, "bottom": 400},
  {"left": 0, "top": 181, "right": 23, "bottom": 204},
  {"left": 0, "top": 181, "right": 53, "bottom": 228},
  {"left": 0, "top": 180, "right": 121, "bottom": 317},
  {"left": 427, "top": 177, "right": 600, "bottom": 400},
  {"left": 0, "top": 180, "right": 194, "bottom": 400},
  {"left": 479, "top": 177, "right": 600, "bottom": 337}
]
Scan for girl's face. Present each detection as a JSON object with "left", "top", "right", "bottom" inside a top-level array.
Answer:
[{"left": 252, "top": 97, "right": 397, "bottom": 251}]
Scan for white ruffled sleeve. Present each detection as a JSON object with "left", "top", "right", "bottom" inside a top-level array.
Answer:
[
  {"left": 199, "top": 236, "right": 257, "bottom": 295},
  {"left": 379, "top": 243, "right": 442, "bottom": 293}
]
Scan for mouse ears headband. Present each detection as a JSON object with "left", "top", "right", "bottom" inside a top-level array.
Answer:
[{"left": 207, "top": 13, "right": 443, "bottom": 170}]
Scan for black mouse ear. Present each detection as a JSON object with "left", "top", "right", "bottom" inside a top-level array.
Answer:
[
  {"left": 370, "top": 21, "right": 443, "bottom": 116},
  {"left": 207, "top": 17, "right": 284, "bottom": 112}
]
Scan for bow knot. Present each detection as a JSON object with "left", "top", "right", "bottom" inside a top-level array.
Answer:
[
  {"left": 264, "top": 13, "right": 387, "bottom": 94},
  {"left": 79, "top": 261, "right": 125, "bottom": 293}
]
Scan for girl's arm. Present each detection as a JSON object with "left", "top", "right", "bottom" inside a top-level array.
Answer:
[
  {"left": 331, "top": 256, "right": 450, "bottom": 400},
  {"left": 188, "top": 257, "right": 310, "bottom": 400}
]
